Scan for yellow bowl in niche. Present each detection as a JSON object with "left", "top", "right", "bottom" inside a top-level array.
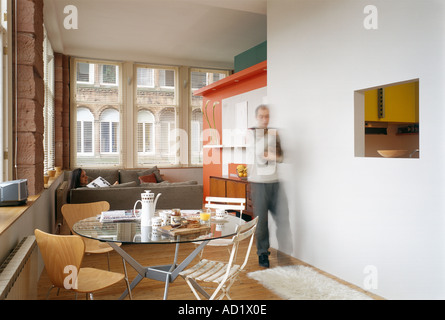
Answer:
[{"left": 377, "top": 150, "right": 408, "bottom": 158}]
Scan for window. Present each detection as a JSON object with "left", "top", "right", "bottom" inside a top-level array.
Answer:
[
  {"left": 135, "top": 65, "right": 178, "bottom": 166},
  {"left": 190, "top": 68, "right": 228, "bottom": 165},
  {"left": 72, "top": 58, "right": 230, "bottom": 168},
  {"left": 160, "top": 69, "right": 175, "bottom": 88},
  {"left": 137, "top": 68, "right": 154, "bottom": 88},
  {"left": 100, "top": 108, "right": 119, "bottom": 154},
  {"left": 73, "top": 60, "right": 122, "bottom": 167},
  {"left": 354, "top": 79, "right": 419, "bottom": 158},
  {"left": 76, "top": 107, "right": 94, "bottom": 155},
  {"left": 191, "top": 109, "right": 203, "bottom": 164},
  {"left": 77, "top": 62, "right": 94, "bottom": 84},
  {"left": 101, "top": 64, "right": 118, "bottom": 86},
  {"left": 43, "top": 26, "right": 55, "bottom": 173},
  {"left": 0, "top": 0, "right": 7, "bottom": 181},
  {"left": 159, "top": 108, "right": 176, "bottom": 158},
  {"left": 137, "top": 110, "right": 155, "bottom": 154}
]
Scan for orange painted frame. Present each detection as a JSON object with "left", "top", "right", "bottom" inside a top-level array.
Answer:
[{"left": 194, "top": 61, "right": 267, "bottom": 199}]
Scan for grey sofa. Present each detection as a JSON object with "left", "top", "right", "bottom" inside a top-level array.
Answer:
[{"left": 68, "top": 167, "right": 203, "bottom": 211}]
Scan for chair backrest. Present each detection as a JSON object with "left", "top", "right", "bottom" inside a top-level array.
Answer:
[
  {"left": 34, "top": 229, "right": 85, "bottom": 289},
  {"left": 62, "top": 201, "right": 110, "bottom": 232},
  {"left": 204, "top": 197, "right": 245, "bottom": 221},
  {"left": 228, "top": 216, "right": 259, "bottom": 271}
]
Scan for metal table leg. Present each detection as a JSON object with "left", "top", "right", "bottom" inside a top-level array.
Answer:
[{"left": 107, "top": 240, "right": 209, "bottom": 300}]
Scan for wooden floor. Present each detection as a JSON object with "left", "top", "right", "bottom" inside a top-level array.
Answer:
[{"left": 37, "top": 224, "right": 383, "bottom": 300}]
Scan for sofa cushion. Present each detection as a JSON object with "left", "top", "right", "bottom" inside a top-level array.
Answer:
[
  {"left": 109, "top": 181, "right": 138, "bottom": 188},
  {"left": 119, "top": 167, "right": 163, "bottom": 184},
  {"left": 140, "top": 180, "right": 198, "bottom": 187},
  {"left": 138, "top": 173, "right": 157, "bottom": 183}
]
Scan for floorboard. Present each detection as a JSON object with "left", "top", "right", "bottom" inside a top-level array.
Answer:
[{"left": 37, "top": 221, "right": 383, "bottom": 300}]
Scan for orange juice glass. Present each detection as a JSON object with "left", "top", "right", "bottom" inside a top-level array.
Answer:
[{"left": 200, "top": 211, "right": 211, "bottom": 221}]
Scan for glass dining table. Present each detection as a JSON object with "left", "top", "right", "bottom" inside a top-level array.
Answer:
[{"left": 72, "top": 211, "right": 244, "bottom": 300}]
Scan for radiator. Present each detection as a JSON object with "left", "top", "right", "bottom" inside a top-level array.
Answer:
[{"left": 0, "top": 236, "right": 38, "bottom": 300}]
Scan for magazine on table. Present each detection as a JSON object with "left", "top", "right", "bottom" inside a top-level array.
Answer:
[{"left": 99, "top": 210, "right": 140, "bottom": 222}]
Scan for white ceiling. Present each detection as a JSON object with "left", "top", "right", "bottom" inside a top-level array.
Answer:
[{"left": 43, "top": 0, "right": 267, "bottom": 69}]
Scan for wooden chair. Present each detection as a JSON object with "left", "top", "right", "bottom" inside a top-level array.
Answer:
[
  {"left": 35, "top": 229, "right": 132, "bottom": 300},
  {"left": 61, "top": 201, "right": 117, "bottom": 270},
  {"left": 180, "top": 216, "right": 258, "bottom": 300}
]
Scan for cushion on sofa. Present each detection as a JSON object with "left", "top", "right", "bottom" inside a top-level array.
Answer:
[
  {"left": 109, "top": 181, "right": 138, "bottom": 188},
  {"left": 119, "top": 167, "right": 163, "bottom": 184},
  {"left": 138, "top": 173, "right": 157, "bottom": 183},
  {"left": 140, "top": 180, "right": 198, "bottom": 187}
]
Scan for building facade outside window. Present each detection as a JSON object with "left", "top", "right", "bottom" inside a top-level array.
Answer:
[{"left": 72, "top": 59, "right": 229, "bottom": 168}]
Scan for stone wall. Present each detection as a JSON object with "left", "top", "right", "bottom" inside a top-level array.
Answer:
[
  {"left": 15, "top": 0, "right": 45, "bottom": 195},
  {"left": 54, "top": 53, "right": 70, "bottom": 170},
  {"left": 13, "top": 0, "right": 70, "bottom": 195}
]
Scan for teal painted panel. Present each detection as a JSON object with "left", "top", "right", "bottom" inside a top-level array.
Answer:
[{"left": 234, "top": 41, "right": 267, "bottom": 73}]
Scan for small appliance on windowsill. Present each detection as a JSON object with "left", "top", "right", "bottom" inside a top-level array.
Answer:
[{"left": 0, "top": 179, "right": 28, "bottom": 206}]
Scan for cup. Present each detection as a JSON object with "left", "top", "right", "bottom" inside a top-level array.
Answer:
[
  {"left": 172, "top": 208, "right": 181, "bottom": 216},
  {"left": 55, "top": 166, "right": 62, "bottom": 174},
  {"left": 152, "top": 217, "right": 162, "bottom": 229},
  {"left": 47, "top": 170, "right": 56, "bottom": 177},
  {"left": 44, "top": 175, "right": 50, "bottom": 185},
  {"left": 159, "top": 210, "right": 171, "bottom": 226},
  {"left": 199, "top": 211, "right": 211, "bottom": 222},
  {"left": 216, "top": 209, "right": 226, "bottom": 219}
]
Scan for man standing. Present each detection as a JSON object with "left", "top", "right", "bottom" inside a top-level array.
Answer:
[{"left": 247, "top": 104, "right": 289, "bottom": 268}]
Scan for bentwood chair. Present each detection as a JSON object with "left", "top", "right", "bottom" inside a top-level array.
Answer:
[
  {"left": 35, "top": 229, "right": 132, "bottom": 300},
  {"left": 180, "top": 216, "right": 258, "bottom": 300},
  {"left": 62, "top": 201, "right": 118, "bottom": 270}
]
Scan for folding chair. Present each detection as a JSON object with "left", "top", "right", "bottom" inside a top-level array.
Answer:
[
  {"left": 180, "top": 216, "right": 258, "bottom": 300},
  {"left": 203, "top": 196, "right": 246, "bottom": 248},
  {"left": 204, "top": 196, "right": 246, "bottom": 222}
]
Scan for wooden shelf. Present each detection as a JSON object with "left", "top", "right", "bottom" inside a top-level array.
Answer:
[{"left": 193, "top": 61, "right": 267, "bottom": 97}]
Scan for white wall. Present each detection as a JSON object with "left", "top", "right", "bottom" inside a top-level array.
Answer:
[{"left": 268, "top": 0, "right": 445, "bottom": 299}]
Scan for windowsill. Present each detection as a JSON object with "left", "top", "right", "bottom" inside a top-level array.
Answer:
[
  {"left": 44, "top": 171, "right": 64, "bottom": 189},
  {"left": 0, "top": 194, "right": 40, "bottom": 236},
  {"left": 0, "top": 172, "right": 64, "bottom": 236}
]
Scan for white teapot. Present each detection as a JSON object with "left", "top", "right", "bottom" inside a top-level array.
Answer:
[{"left": 133, "top": 190, "right": 161, "bottom": 227}]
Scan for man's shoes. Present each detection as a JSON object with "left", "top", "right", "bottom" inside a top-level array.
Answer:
[{"left": 259, "top": 254, "right": 270, "bottom": 268}]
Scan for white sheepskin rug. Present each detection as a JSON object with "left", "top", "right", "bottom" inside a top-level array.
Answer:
[{"left": 247, "top": 265, "right": 373, "bottom": 300}]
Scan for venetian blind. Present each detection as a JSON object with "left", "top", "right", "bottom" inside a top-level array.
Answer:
[{"left": 43, "top": 27, "right": 55, "bottom": 174}]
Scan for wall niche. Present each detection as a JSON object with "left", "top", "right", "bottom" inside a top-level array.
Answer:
[{"left": 355, "top": 79, "right": 419, "bottom": 159}]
